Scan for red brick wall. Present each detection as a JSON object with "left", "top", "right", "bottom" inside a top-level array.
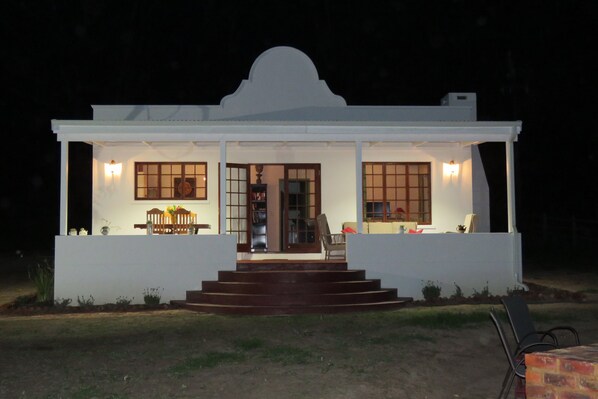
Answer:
[{"left": 526, "top": 347, "right": 598, "bottom": 399}]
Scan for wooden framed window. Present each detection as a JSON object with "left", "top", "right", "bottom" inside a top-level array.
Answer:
[
  {"left": 135, "top": 162, "right": 207, "bottom": 200},
  {"left": 363, "top": 162, "right": 431, "bottom": 224}
]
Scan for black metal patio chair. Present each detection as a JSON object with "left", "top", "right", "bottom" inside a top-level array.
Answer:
[
  {"left": 501, "top": 296, "right": 580, "bottom": 352},
  {"left": 489, "top": 309, "right": 557, "bottom": 399}
]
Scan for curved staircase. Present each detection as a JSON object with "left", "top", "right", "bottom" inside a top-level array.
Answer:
[{"left": 172, "top": 260, "right": 412, "bottom": 315}]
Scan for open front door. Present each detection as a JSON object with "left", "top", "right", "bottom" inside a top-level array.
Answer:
[
  {"left": 283, "top": 164, "right": 321, "bottom": 253},
  {"left": 222, "top": 163, "right": 250, "bottom": 252}
]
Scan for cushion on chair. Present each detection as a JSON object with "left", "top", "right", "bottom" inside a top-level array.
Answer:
[
  {"left": 342, "top": 222, "right": 367, "bottom": 233},
  {"left": 408, "top": 229, "right": 424, "bottom": 234}
]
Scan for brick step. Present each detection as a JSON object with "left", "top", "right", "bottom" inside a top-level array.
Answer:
[
  {"left": 174, "top": 262, "right": 412, "bottom": 315},
  {"left": 186, "top": 289, "right": 398, "bottom": 306},
  {"left": 201, "top": 279, "right": 382, "bottom": 295},
  {"left": 218, "top": 270, "right": 366, "bottom": 283},
  {"left": 237, "top": 260, "right": 347, "bottom": 271},
  {"left": 171, "top": 299, "right": 413, "bottom": 315}
]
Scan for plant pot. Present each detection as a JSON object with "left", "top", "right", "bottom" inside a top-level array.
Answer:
[{"left": 100, "top": 226, "right": 110, "bottom": 235}]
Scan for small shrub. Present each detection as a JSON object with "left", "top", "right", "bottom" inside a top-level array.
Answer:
[
  {"left": 54, "top": 298, "right": 72, "bottom": 308},
  {"left": 471, "top": 282, "right": 491, "bottom": 299},
  {"left": 77, "top": 295, "right": 95, "bottom": 308},
  {"left": 507, "top": 286, "right": 526, "bottom": 296},
  {"left": 28, "top": 261, "right": 54, "bottom": 303},
  {"left": 115, "top": 296, "right": 133, "bottom": 307},
  {"left": 421, "top": 281, "right": 442, "bottom": 302},
  {"left": 450, "top": 283, "right": 464, "bottom": 300},
  {"left": 143, "top": 287, "right": 163, "bottom": 305}
]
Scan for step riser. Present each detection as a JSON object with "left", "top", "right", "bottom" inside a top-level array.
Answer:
[
  {"left": 218, "top": 270, "right": 366, "bottom": 283},
  {"left": 187, "top": 289, "right": 398, "bottom": 306},
  {"left": 175, "top": 263, "right": 412, "bottom": 315},
  {"left": 201, "top": 280, "right": 382, "bottom": 295},
  {"left": 237, "top": 262, "right": 347, "bottom": 271},
  {"left": 177, "top": 301, "right": 410, "bottom": 315}
]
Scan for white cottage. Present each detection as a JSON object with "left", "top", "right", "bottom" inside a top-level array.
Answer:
[{"left": 51, "top": 46, "right": 523, "bottom": 305}]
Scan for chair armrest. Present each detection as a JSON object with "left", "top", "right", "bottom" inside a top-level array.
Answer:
[
  {"left": 322, "top": 233, "right": 346, "bottom": 244},
  {"left": 515, "top": 341, "right": 558, "bottom": 358},
  {"left": 520, "top": 330, "right": 559, "bottom": 347},
  {"left": 547, "top": 326, "right": 580, "bottom": 345},
  {"left": 329, "top": 233, "right": 346, "bottom": 244}
]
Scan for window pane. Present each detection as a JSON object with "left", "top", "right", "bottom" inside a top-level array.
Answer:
[
  {"left": 386, "top": 175, "right": 396, "bottom": 186},
  {"left": 135, "top": 162, "right": 207, "bottom": 200},
  {"left": 361, "top": 162, "right": 431, "bottom": 224}
]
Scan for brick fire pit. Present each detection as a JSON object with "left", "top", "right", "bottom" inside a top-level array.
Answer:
[{"left": 526, "top": 344, "right": 598, "bottom": 398}]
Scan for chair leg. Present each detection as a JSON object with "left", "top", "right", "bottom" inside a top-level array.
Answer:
[{"left": 498, "top": 371, "right": 517, "bottom": 399}]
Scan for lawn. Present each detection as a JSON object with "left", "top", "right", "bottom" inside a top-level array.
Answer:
[{"left": 1, "top": 304, "right": 597, "bottom": 398}]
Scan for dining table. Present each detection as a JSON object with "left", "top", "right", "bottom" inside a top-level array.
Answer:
[{"left": 134, "top": 223, "right": 211, "bottom": 234}]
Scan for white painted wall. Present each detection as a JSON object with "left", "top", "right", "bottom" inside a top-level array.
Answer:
[
  {"left": 54, "top": 235, "right": 237, "bottom": 305},
  {"left": 347, "top": 233, "right": 522, "bottom": 300},
  {"left": 90, "top": 143, "right": 476, "bottom": 239},
  {"left": 92, "top": 144, "right": 222, "bottom": 235}
]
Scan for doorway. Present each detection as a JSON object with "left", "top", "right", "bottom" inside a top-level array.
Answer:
[{"left": 225, "top": 163, "right": 320, "bottom": 253}]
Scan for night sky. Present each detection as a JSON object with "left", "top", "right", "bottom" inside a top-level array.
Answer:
[{"left": 2, "top": 1, "right": 597, "bottom": 258}]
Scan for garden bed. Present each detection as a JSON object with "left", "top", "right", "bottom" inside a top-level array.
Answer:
[{"left": 0, "top": 281, "right": 587, "bottom": 317}]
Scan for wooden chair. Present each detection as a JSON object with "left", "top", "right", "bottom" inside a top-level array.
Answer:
[
  {"left": 146, "top": 208, "right": 165, "bottom": 234},
  {"left": 172, "top": 208, "right": 193, "bottom": 234}
]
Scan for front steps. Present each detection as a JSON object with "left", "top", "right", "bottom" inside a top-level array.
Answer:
[{"left": 173, "top": 260, "right": 412, "bottom": 315}]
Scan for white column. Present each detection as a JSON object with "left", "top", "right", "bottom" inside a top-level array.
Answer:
[
  {"left": 219, "top": 140, "right": 227, "bottom": 234},
  {"left": 59, "top": 141, "right": 69, "bottom": 235},
  {"left": 506, "top": 140, "right": 517, "bottom": 233},
  {"left": 355, "top": 141, "right": 363, "bottom": 233}
]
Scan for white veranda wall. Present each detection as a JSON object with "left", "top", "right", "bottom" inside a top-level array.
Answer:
[
  {"left": 54, "top": 235, "right": 237, "bottom": 305},
  {"left": 347, "top": 233, "right": 523, "bottom": 300}
]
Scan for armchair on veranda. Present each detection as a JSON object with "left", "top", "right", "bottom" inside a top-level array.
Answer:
[{"left": 316, "top": 214, "right": 346, "bottom": 260}]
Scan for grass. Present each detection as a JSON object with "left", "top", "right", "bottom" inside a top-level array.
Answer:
[
  {"left": 170, "top": 351, "right": 247, "bottom": 374},
  {"left": 1, "top": 305, "right": 596, "bottom": 398}
]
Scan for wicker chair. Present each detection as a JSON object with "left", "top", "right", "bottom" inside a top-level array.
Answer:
[{"left": 316, "top": 214, "right": 346, "bottom": 259}]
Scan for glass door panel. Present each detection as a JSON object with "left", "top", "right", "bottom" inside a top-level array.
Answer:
[
  {"left": 223, "top": 164, "right": 250, "bottom": 252},
  {"left": 283, "top": 165, "right": 320, "bottom": 253}
]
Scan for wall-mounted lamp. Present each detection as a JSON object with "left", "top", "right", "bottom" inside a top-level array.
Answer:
[
  {"left": 104, "top": 160, "right": 122, "bottom": 176},
  {"left": 443, "top": 160, "right": 459, "bottom": 177}
]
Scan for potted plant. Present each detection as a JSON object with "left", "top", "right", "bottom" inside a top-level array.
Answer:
[
  {"left": 456, "top": 224, "right": 466, "bottom": 233},
  {"left": 100, "top": 219, "right": 111, "bottom": 235}
]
